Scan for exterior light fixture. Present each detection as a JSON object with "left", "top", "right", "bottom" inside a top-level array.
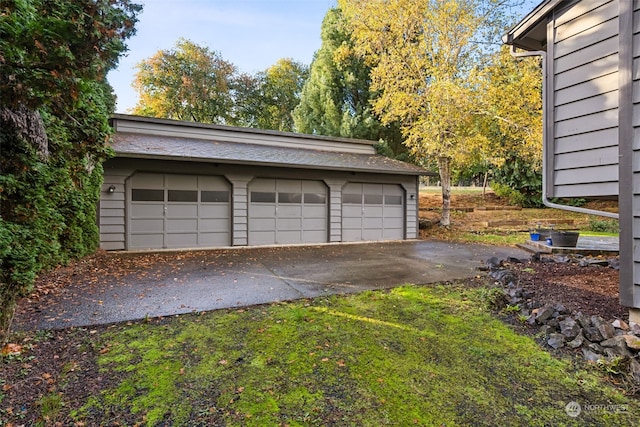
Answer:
[{"left": 108, "top": 185, "right": 116, "bottom": 193}]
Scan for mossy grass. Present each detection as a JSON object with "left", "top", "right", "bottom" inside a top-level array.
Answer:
[{"left": 65, "top": 283, "right": 640, "bottom": 426}]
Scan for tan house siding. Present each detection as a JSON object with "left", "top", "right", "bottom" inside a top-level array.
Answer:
[{"left": 549, "top": 0, "right": 620, "bottom": 198}]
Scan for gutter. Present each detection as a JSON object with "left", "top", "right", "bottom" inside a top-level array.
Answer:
[{"left": 509, "top": 45, "right": 619, "bottom": 220}]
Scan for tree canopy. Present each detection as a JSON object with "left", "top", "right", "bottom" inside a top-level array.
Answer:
[
  {"left": 293, "top": 8, "right": 406, "bottom": 158},
  {"left": 0, "top": 0, "right": 141, "bottom": 336},
  {"left": 132, "top": 38, "right": 237, "bottom": 124},
  {"left": 338, "top": 0, "right": 538, "bottom": 224}
]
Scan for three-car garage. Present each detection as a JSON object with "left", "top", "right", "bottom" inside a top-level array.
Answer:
[{"left": 100, "top": 115, "right": 429, "bottom": 251}]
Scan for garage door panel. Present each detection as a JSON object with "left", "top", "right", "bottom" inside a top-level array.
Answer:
[
  {"left": 200, "top": 205, "right": 229, "bottom": 217},
  {"left": 131, "top": 204, "right": 164, "bottom": 218},
  {"left": 363, "top": 217, "right": 383, "bottom": 228},
  {"left": 383, "top": 228, "right": 403, "bottom": 239},
  {"left": 342, "top": 183, "right": 404, "bottom": 242},
  {"left": 343, "top": 217, "right": 362, "bottom": 228},
  {"left": 252, "top": 205, "right": 276, "bottom": 217},
  {"left": 303, "top": 206, "right": 326, "bottom": 217},
  {"left": 166, "top": 219, "right": 198, "bottom": 232},
  {"left": 362, "top": 229, "right": 383, "bottom": 240},
  {"left": 277, "top": 218, "right": 303, "bottom": 230},
  {"left": 364, "top": 206, "right": 383, "bottom": 217},
  {"left": 166, "top": 233, "right": 198, "bottom": 248},
  {"left": 249, "top": 178, "right": 327, "bottom": 245},
  {"left": 278, "top": 205, "right": 302, "bottom": 217},
  {"left": 303, "top": 218, "right": 326, "bottom": 230},
  {"left": 166, "top": 204, "right": 198, "bottom": 218},
  {"left": 129, "top": 173, "right": 230, "bottom": 249},
  {"left": 278, "top": 231, "right": 302, "bottom": 243},
  {"left": 130, "top": 219, "right": 164, "bottom": 233},
  {"left": 199, "top": 232, "right": 231, "bottom": 246},
  {"left": 252, "top": 218, "right": 276, "bottom": 229},
  {"left": 251, "top": 231, "right": 276, "bottom": 245},
  {"left": 200, "top": 218, "right": 230, "bottom": 231},
  {"left": 131, "top": 234, "right": 164, "bottom": 249}
]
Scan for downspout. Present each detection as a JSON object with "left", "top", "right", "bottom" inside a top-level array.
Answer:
[{"left": 509, "top": 45, "right": 619, "bottom": 219}]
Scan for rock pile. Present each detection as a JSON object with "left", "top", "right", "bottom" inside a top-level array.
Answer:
[{"left": 483, "top": 255, "right": 640, "bottom": 387}]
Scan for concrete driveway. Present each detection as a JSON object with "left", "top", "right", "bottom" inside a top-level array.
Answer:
[{"left": 13, "top": 241, "right": 529, "bottom": 331}]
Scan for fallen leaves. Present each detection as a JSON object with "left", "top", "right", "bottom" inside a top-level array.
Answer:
[{"left": 1, "top": 343, "right": 22, "bottom": 356}]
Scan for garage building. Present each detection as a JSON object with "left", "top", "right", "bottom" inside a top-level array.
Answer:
[{"left": 100, "top": 114, "right": 429, "bottom": 251}]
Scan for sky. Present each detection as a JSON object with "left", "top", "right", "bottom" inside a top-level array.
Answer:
[
  {"left": 107, "top": 0, "right": 539, "bottom": 114},
  {"left": 108, "top": 0, "right": 336, "bottom": 113}
]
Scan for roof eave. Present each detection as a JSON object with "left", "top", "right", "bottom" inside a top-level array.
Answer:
[
  {"left": 503, "top": 0, "right": 564, "bottom": 50},
  {"left": 113, "top": 152, "right": 434, "bottom": 177}
]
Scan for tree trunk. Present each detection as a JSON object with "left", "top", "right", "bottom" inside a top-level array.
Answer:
[{"left": 438, "top": 155, "right": 451, "bottom": 227}]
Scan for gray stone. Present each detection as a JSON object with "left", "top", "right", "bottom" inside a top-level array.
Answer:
[
  {"left": 535, "top": 305, "right": 555, "bottom": 323},
  {"left": 567, "top": 331, "right": 585, "bottom": 349},
  {"left": 588, "top": 343, "right": 604, "bottom": 354},
  {"left": 579, "top": 258, "right": 609, "bottom": 267},
  {"left": 584, "top": 326, "right": 604, "bottom": 342},
  {"left": 600, "top": 336, "right": 633, "bottom": 358},
  {"left": 548, "top": 333, "right": 565, "bottom": 349},
  {"left": 554, "top": 304, "right": 569, "bottom": 315},
  {"left": 612, "top": 319, "right": 629, "bottom": 331},
  {"left": 559, "top": 317, "right": 581, "bottom": 339},
  {"left": 581, "top": 348, "right": 602, "bottom": 363},
  {"left": 574, "top": 312, "right": 591, "bottom": 329},
  {"left": 539, "top": 324, "right": 555, "bottom": 336},
  {"left": 598, "top": 323, "right": 616, "bottom": 341},
  {"left": 623, "top": 334, "right": 640, "bottom": 351},
  {"left": 592, "top": 315, "right": 615, "bottom": 340}
]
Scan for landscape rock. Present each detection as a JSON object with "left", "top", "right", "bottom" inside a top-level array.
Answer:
[
  {"left": 623, "top": 334, "right": 640, "bottom": 351},
  {"left": 574, "top": 312, "right": 591, "bottom": 329},
  {"left": 588, "top": 343, "right": 604, "bottom": 354},
  {"left": 581, "top": 349, "right": 602, "bottom": 363},
  {"left": 612, "top": 319, "right": 629, "bottom": 331},
  {"left": 579, "top": 258, "right": 609, "bottom": 267},
  {"left": 583, "top": 326, "right": 604, "bottom": 343},
  {"left": 566, "top": 331, "right": 584, "bottom": 349},
  {"left": 592, "top": 316, "right": 615, "bottom": 340},
  {"left": 547, "top": 333, "right": 565, "bottom": 349},
  {"left": 535, "top": 306, "right": 555, "bottom": 324},
  {"left": 600, "top": 336, "right": 633, "bottom": 357},
  {"left": 559, "top": 317, "right": 581, "bottom": 339}
]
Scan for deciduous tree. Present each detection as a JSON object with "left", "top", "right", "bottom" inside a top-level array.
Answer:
[
  {"left": 132, "top": 38, "right": 236, "bottom": 124},
  {"left": 339, "top": 0, "right": 520, "bottom": 225}
]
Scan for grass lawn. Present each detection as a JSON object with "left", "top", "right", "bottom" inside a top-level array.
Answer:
[{"left": 6, "top": 283, "right": 638, "bottom": 426}]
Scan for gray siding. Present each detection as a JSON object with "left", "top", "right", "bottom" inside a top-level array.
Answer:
[
  {"left": 630, "top": 0, "right": 640, "bottom": 306},
  {"left": 100, "top": 171, "right": 128, "bottom": 250},
  {"left": 549, "top": 0, "right": 620, "bottom": 198}
]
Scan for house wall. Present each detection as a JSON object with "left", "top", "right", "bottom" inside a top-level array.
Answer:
[
  {"left": 624, "top": 0, "right": 640, "bottom": 312},
  {"left": 547, "top": 0, "right": 620, "bottom": 198},
  {"left": 99, "top": 158, "right": 419, "bottom": 250}
]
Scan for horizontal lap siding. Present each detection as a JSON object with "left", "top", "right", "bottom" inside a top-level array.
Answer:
[
  {"left": 100, "top": 172, "right": 128, "bottom": 250},
  {"left": 551, "top": 0, "right": 619, "bottom": 198}
]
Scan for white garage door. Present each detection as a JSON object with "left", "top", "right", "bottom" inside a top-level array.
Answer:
[
  {"left": 129, "top": 173, "right": 230, "bottom": 249},
  {"left": 249, "top": 178, "right": 328, "bottom": 245},
  {"left": 342, "top": 183, "right": 404, "bottom": 241}
]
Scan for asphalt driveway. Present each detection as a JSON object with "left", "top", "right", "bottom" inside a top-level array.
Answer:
[{"left": 13, "top": 241, "right": 529, "bottom": 331}]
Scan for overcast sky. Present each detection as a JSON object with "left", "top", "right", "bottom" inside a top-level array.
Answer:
[{"left": 107, "top": 0, "right": 538, "bottom": 114}]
